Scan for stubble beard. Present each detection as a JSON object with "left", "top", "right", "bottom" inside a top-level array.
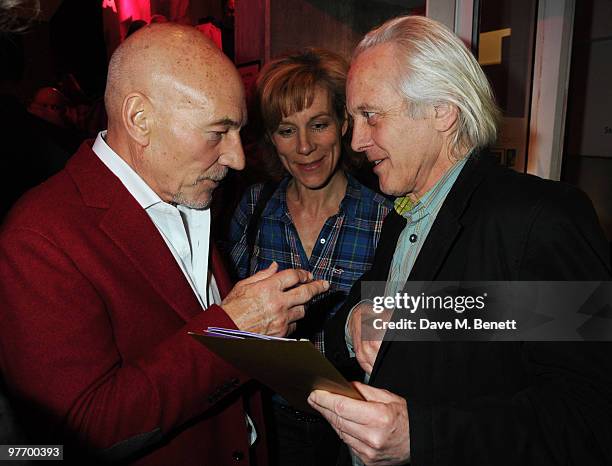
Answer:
[{"left": 172, "top": 166, "right": 228, "bottom": 210}]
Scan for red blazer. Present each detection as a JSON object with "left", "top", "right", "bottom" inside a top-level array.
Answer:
[{"left": 0, "top": 141, "right": 266, "bottom": 465}]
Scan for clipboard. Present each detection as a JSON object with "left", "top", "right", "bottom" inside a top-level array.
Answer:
[{"left": 190, "top": 328, "right": 364, "bottom": 412}]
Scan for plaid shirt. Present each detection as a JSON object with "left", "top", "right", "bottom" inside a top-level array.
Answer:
[{"left": 228, "top": 173, "right": 392, "bottom": 352}]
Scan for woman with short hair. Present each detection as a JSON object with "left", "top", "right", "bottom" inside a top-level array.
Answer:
[{"left": 228, "top": 47, "right": 392, "bottom": 466}]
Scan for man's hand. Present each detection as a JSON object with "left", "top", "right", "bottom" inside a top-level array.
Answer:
[
  {"left": 349, "top": 302, "right": 390, "bottom": 375},
  {"left": 308, "top": 382, "right": 410, "bottom": 466},
  {"left": 222, "top": 262, "right": 329, "bottom": 337}
]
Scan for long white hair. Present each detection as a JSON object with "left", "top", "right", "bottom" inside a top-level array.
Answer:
[{"left": 355, "top": 15, "right": 500, "bottom": 157}]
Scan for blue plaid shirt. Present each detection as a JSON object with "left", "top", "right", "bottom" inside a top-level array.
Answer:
[{"left": 228, "top": 173, "right": 392, "bottom": 351}]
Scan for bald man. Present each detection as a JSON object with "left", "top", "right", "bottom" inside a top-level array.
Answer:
[{"left": 0, "top": 24, "right": 328, "bottom": 465}]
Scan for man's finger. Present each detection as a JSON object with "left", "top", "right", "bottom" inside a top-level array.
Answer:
[
  {"left": 355, "top": 353, "right": 373, "bottom": 375},
  {"left": 283, "top": 279, "right": 329, "bottom": 307},
  {"left": 354, "top": 339, "right": 378, "bottom": 375},
  {"left": 308, "top": 395, "right": 340, "bottom": 430},
  {"left": 273, "top": 268, "right": 314, "bottom": 290},
  {"left": 352, "top": 381, "right": 398, "bottom": 404},
  {"left": 363, "top": 342, "right": 381, "bottom": 366},
  {"left": 308, "top": 390, "right": 383, "bottom": 426},
  {"left": 307, "top": 393, "right": 368, "bottom": 442},
  {"left": 238, "top": 261, "right": 279, "bottom": 286},
  {"left": 356, "top": 340, "right": 378, "bottom": 357},
  {"left": 308, "top": 392, "right": 387, "bottom": 446},
  {"left": 286, "top": 305, "right": 306, "bottom": 323},
  {"left": 339, "top": 430, "right": 378, "bottom": 465}
]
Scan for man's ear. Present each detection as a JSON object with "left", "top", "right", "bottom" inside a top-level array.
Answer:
[
  {"left": 433, "top": 103, "right": 458, "bottom": 133},
  {"left": 341, "top": 108, "right": 349, "bottom": 137},
  {"left": 122, "top": 93, "right": 151, "bottom": 146}
]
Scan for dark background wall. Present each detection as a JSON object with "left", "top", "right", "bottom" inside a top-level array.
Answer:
[
  {"left": 5, "top": 0, "right": 107, "bottom": 102},
  {"left": 269, "top": 0, "right": 417, "bottom": 59},
  {"left": 235, "top": 0, "right": 425, "bottom": 65}
]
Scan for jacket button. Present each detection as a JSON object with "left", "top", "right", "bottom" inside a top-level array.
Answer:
[{"left": 232, "top": 450, "right": 244, "bottom": 461}]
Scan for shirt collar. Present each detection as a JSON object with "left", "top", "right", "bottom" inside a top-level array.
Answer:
[
  {"left": 338, "top": 173, "right": 364, "bottom": 215},
  {"left": 92, "top": 131, "right": 163, "bottom": 210},
  {"left": 264, "top": 177, "right": 290, "bottom": 220},
  {"left": 394, "top": 156, "right": 468, "bottom": 219}
]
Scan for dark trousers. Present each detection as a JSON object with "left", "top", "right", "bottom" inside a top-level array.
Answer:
[{"left": 268, "top": 401, "right": 340, "bottom": 466}]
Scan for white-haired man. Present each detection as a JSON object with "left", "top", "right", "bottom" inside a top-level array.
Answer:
[{"left": 309, "top": 15, "right": 612, "bottom": 466}]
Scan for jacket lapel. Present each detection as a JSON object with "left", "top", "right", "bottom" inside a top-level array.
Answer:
[
  {"left": 210, "top": 245, "right": 233, "bottom": 300},
  {"left": 67, "top": 141, "right": 203, "bottom": 323},
  {"left": 370, "top": 211, "right": 408, "bottom": 279},
  {"left": 409, "top": 155, "right": 487, "bottom": 281},
  {"left": 100, "top": 200, "right": 204, "bottom": 322},
  {"left": 407, "top": 212, "right": 463, "bottom": 281}
]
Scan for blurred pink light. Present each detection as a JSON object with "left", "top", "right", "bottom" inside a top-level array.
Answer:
[{"left": 103, "top": 0, "right": 151, "bottom": 23}]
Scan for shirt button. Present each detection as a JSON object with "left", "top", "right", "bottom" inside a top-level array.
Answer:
[
  {"left": 409, "top": 234, "right": 418, "bottom": 243},
  {"left": 232, "top": 450, "right": 244, "bottom": 461},
  {"left": 320, "top": 238, "right": 326, "bottom": 244}
]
